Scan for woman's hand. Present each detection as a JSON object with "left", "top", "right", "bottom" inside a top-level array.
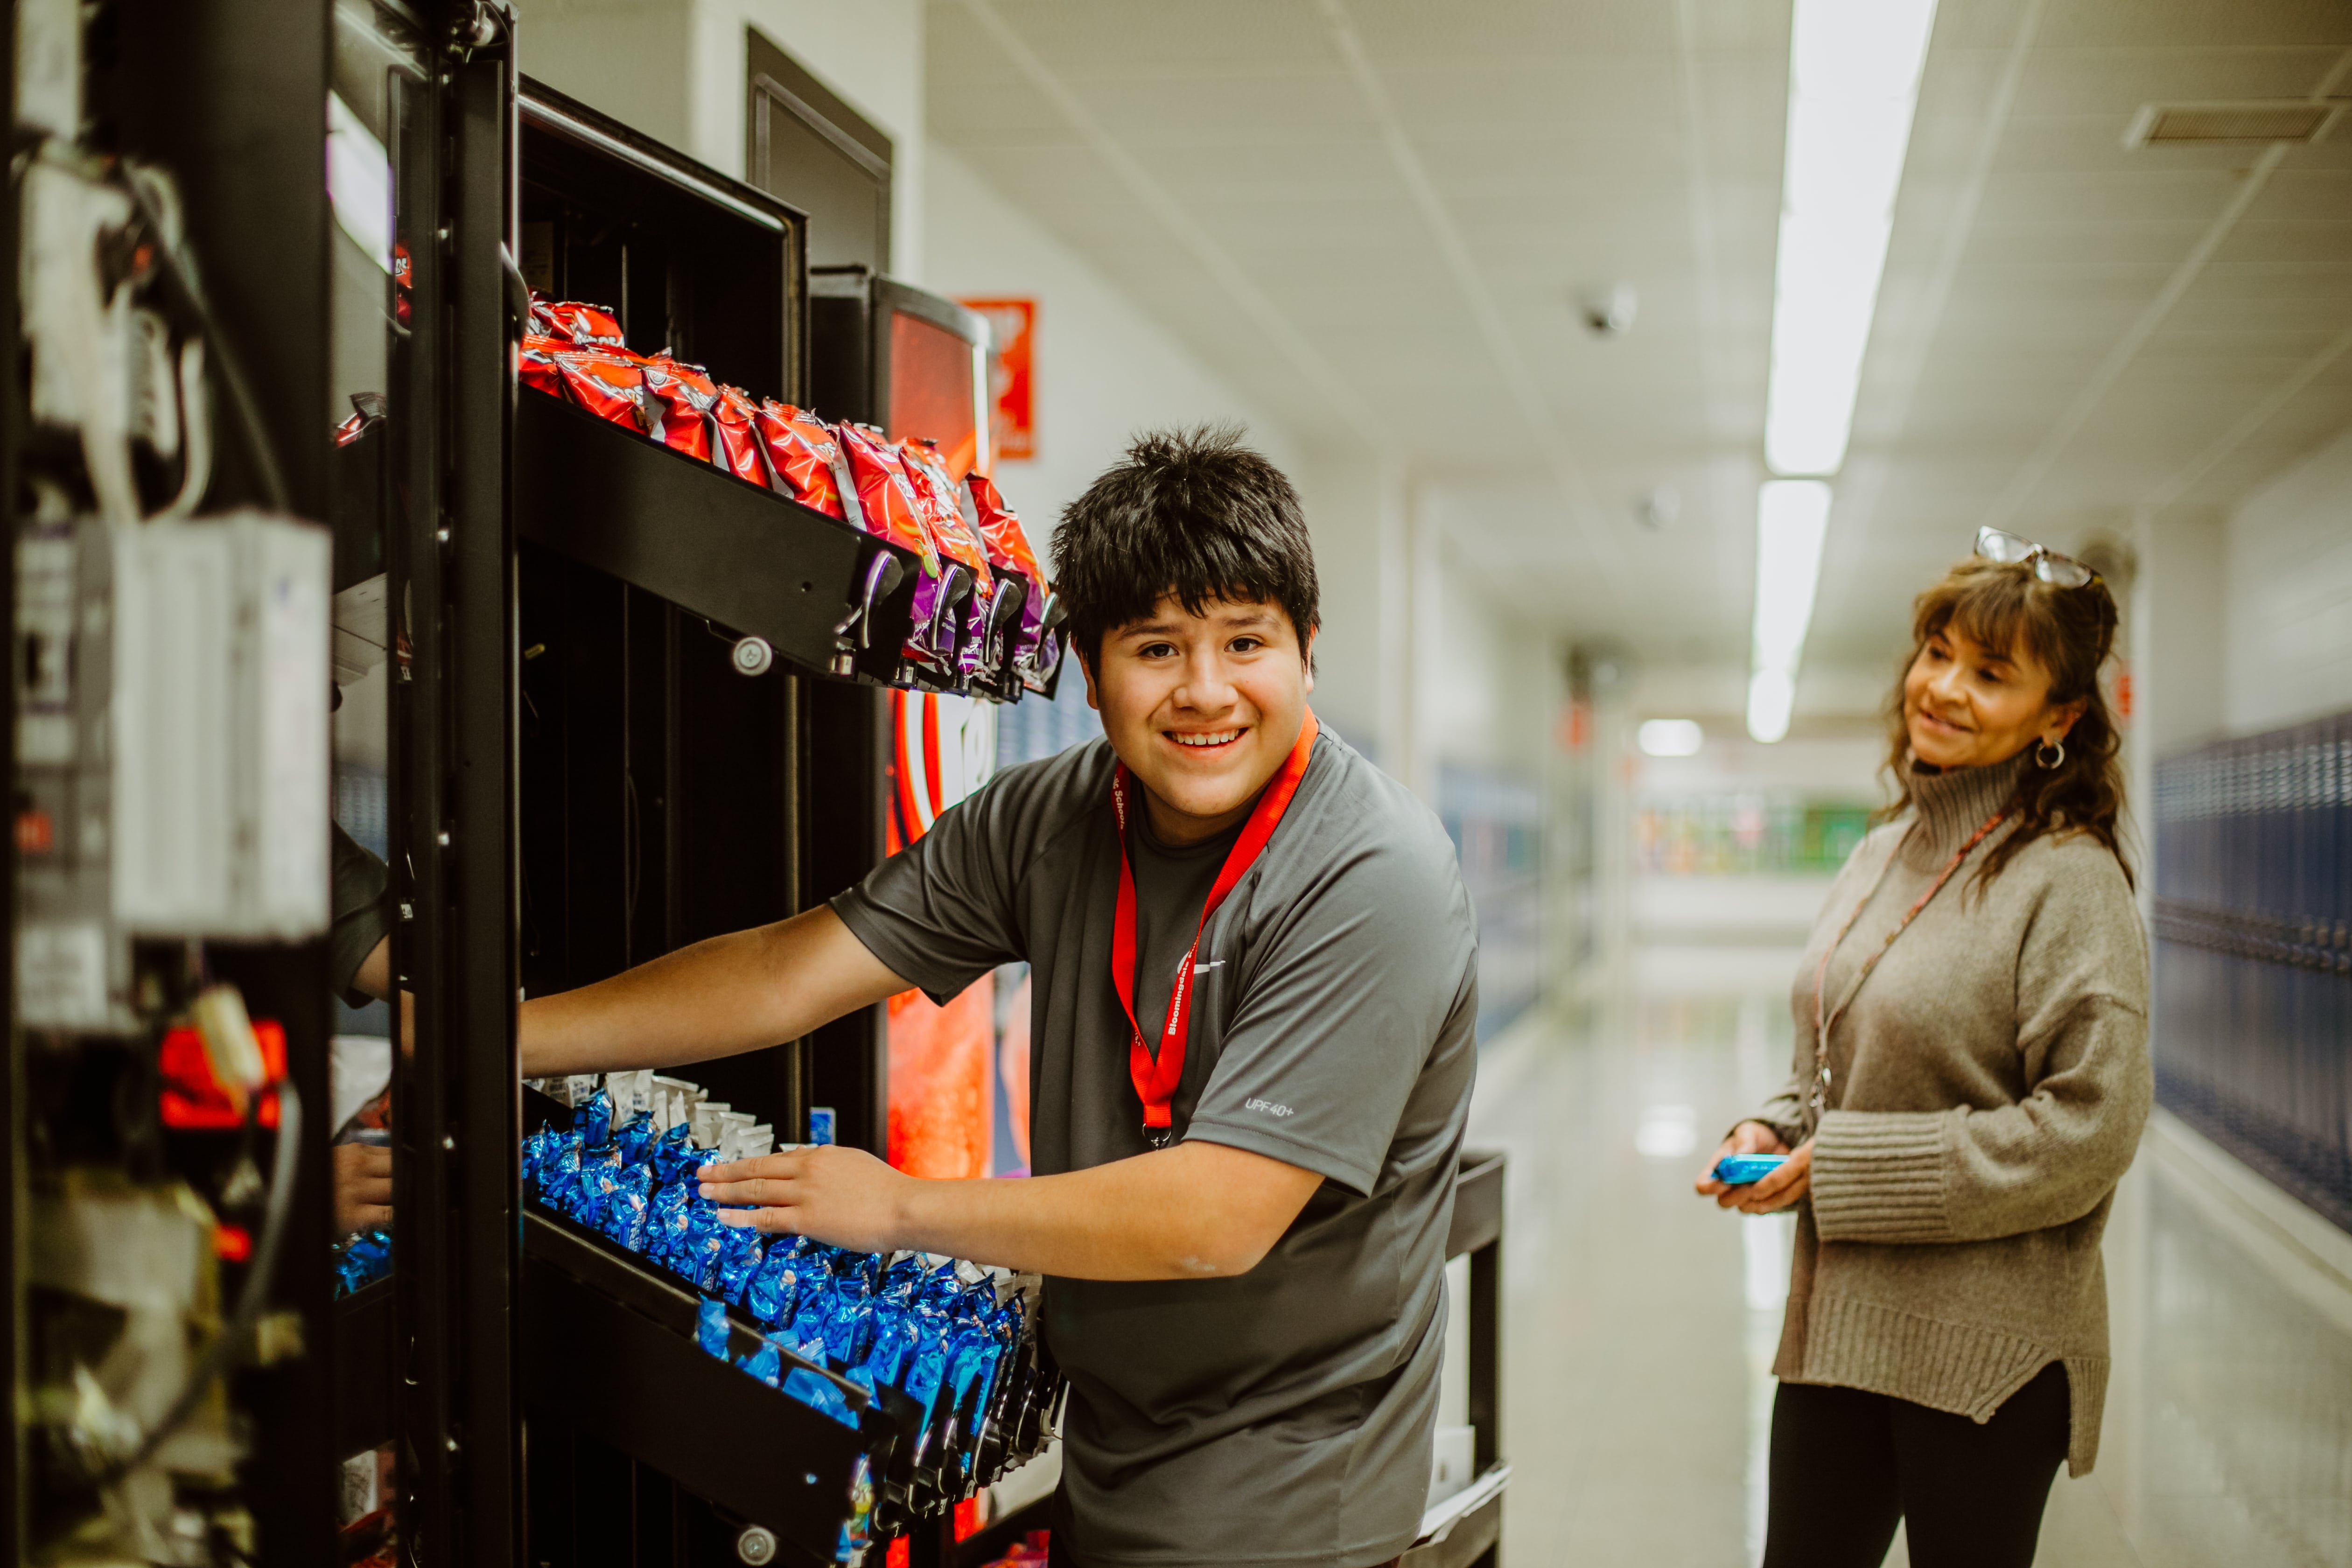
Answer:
[
  {"left": 1695, "top": 1120, "right": 1790, "bottom": 1208},
  {"left": 1732, "top": 1140, "right": 1812, "bottom": 1214}
]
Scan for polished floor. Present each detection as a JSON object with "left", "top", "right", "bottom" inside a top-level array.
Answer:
[{"left": 1465, "top": 949, "right": 2352, "bottom": 1567}]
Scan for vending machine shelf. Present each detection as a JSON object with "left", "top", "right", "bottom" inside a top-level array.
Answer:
[
  {"left": 522, "top": 1210, "right": 875, "bottom": 1563},
  {"left": 516, "top": 387, "right": 918, "bottom": 684}
]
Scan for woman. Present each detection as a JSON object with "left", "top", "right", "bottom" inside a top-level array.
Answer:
[{"left": 1695, "top": 528, "right": 2150, "bottom": 1568}]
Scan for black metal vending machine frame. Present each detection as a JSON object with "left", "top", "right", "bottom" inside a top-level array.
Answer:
[
  {"left": 9, "top": 3, "right": 501, "bottom": 1568},
  {"left": 393, "top": 7, "right": 527, "bottom": 1566}
]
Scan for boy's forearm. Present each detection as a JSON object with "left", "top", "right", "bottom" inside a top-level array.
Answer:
[
  {"left": 518, "top": 906, "right": 905, "bottom": 1077},
  {"left": 889, "top": 1142, "right": 1321, "bottom": 1281}
]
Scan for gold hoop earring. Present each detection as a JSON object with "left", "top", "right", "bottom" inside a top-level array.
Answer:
[{"left": 2035, "top": 737, "right": 2065, "bottom": 770}]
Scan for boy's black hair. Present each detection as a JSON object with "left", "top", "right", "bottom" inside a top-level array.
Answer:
[{"left": 1051, "top": 425, "right": 1320, "bottom": 670}]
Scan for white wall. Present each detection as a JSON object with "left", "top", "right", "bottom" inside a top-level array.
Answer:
[
  {"left": 2223, "top": 425, "right": 2352, "bottom": 735},
  {"left": 519, "top": 0, "right": 697, "bottom": 151},
  {"left": 916, "top": 145, "right": 1456, "bottom": 757},
  {"left": 921, "top": 144, "right": 1299, "bottom": 541},
  {"left": 1421, "top": 533, "right": 1552, "bottom": 779},
  {"left": 2134, "top": 509, "right": 2229, "bottom": 755},
  {"left": 519, "top": 0, "right": 924, "bottom": 273},
  {"left": 1412, "top": 489, "right": 1564, "bottom": 786},
  {"left": 1284, "top": 454, "right": 1403, "bottom": 763}
]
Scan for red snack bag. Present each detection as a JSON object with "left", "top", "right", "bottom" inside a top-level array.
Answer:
[
  {"left": 752, "top": 401, "right": 850, "bottom": 519},
  {"left": 900, "top": 441, "right": 1000, "bottom": 683},
  {"left": 967, "top": 471, "right": 1061, "bottom": 691},
  {"left": 710, "top": 385, "right": 775, "bottom": 490},
  {"left": 837, "top": 423, "right": 939, "bottom": 571},
  {"left": 531, "top": 296, "right": 628, "bottom": 350},
  {"left": 637, "top": 354, "right": 720, "bottom": 463},
  {"left": 552, "top": 345, "right": 652, "bottom": 433},
  {"left": 963, "top": 470, "right": 1044, "bottom": 585},
  {"left": 897, "top": 440, "right": 991, "bottom": 585},
  {"left": 518, "top": 333, "right": 567, "bottom": 400}
]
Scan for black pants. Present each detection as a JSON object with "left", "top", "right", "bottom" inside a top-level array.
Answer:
[{"left": 1762, "top": 1361, "right": 2071, "bottom": 1568}]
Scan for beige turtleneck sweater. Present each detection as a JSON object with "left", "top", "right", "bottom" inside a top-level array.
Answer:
[{"left": 1747, "top": 750, "right": 2150, "bottom": 1475}]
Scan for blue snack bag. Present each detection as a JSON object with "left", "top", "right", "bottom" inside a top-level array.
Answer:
[
  {"left": 739, "top": 1335, "right": 783, "bottom": 1388},
  {"left": 788, "top": 1274, "right": 835, "bottom": 1354},
  {"left": 822, "top": 1267, "right": 876, "bottom": 1370},
  {"left": 856, "top": 1300, "right": 918, "bottom": 1392},
  {"left": 611, "top": 1112, "right": 657, "bottom": 1167},
  {"left": 745, "top": 1239, "right": 807, "bottom": 1327},
  {"left": 522, "top": 1127, "right": 563, "bottom": 1199},
  {"left": 681, "top": 1207, "right": 728, "bottom": 1293},
  {"left": 546, "top": 1137, "right": 585, "bottom": 1211},
  {"left": 784, "top": 1334, "right": 859, "bottom": 1429},
  {"left": 902, "top": 1306, "right": 950, "bottom": 1430},
  {"left": 602, "top": 1166, "right": 653, "bottom": 1252},
  {"left": 696, "top": 1296, "right": 731, "bottom": 1360},
  {"left": 650, "top": 1121, "right": 698, "bottom": 1187},
  {"left": 715, "top": 1225, "right": 766, "bottom": 1304},
  {"left": 572, "top": 1162, "right": 616, "bottom": 1230},
  {"left": 748, "top": 1241, "right": 813, "bottom": 1326},
  {"left": 332, "top": 1229, "right": 395, "bottom": 1297},
  {"left": 645, "top": 1181, "right": 694, "bottom": 1267},
  {"left": 577, "top": 1088, "right": 615, "bottom": 1149}
]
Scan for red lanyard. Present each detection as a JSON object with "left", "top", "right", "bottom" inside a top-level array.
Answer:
[
  {"left": 1806, "top": 809, "right": 2005, "bottom": 1129},
  {"left": 1109, "top": 710, "right": 1319, "bottom": 1145}
]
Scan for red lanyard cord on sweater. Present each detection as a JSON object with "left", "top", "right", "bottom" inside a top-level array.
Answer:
[
  {"left": 1806, "top": 809, "right": 2006, "bottom": 1130},
  {"left": 1108, "top": 710, "right": 1319, "bottom": 1147}
]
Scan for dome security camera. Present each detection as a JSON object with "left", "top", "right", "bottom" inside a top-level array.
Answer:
[{"left": 1579, "top": 283, "right": 1638, "bottom": 337}]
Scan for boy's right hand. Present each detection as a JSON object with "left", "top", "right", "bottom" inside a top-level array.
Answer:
[{"left": 1694, "top": 1120, "right": 1788, "bottom": 1205}]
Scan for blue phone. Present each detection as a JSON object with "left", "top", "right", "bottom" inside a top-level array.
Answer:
[{"left": 1713, "top": 1154, "right": 1789, "bottom": 1186}]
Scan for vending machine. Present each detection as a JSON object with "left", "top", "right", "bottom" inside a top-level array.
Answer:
[
  {"left": 7, "top": 0, "right": 520, "bottom": 1563},
  {"left": 506, "top": 76, "right": 1070, "bottom": 1568},
  {"left": 7, "top": 7, "right": 1066, "bottom": 1568}
]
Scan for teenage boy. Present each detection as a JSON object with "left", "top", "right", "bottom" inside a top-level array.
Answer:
[{"left": 520, "top": 428, "right": 1479, "bottom": 1568}]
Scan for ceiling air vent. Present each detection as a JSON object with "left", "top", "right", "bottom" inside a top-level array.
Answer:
[{"left": 2123, "top": 100, "right": 2342, "bottom": 147}]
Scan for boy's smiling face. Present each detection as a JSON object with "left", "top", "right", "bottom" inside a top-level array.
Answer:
[{"left": 1082, "top": 594, "right": 1315, "bottom": 845}]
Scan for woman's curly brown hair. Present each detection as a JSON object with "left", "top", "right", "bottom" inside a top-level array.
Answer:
[{"left": 1879, "top": 556, "right": 2132, "bottom": 890}]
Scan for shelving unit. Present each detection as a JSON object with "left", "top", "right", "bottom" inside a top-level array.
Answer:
[
  {"left": 1409, "top": 1148, "right": 1508, "bottom": 1568},
  {"left": 514, "top": 389, "right": 917, "bottom": 682},
  {"left": 524, "top": 1214, "right": 874, "bottom": 1560}
]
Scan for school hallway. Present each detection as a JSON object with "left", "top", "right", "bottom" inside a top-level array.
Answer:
[{"left": 1465, "top": 943, "right": 2352, "bottom": 1568}]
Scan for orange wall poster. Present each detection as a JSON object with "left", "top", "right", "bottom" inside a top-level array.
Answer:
[{"left": 960, "top": 298, "right": 1035, "bottom": 462}]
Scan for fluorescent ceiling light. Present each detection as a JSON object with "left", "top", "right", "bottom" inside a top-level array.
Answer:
[
  {"left": 1638, "top": 719, "right": 1705, "bottom": 757},
  {"left": 1747, "top": 668, "right": 1796, "bottom": 746},
  {"left": 1747, "top": 479, "right": 1832, "bottom": 743},
  {"left": 1763, "top": 0, "right": 1939, "bottom": 477},
  {"left": 1752, "top": 480, "right": 1831, "bottom": 672}
]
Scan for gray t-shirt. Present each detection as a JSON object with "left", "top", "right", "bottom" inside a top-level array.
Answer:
[{"left": 833, "top": 727, "right": 1478, "bottom": 1567}]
